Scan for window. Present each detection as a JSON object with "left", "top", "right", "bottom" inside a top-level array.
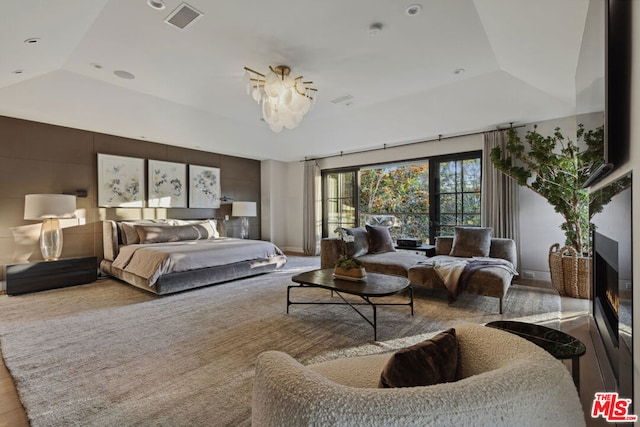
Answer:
[
  {"left": 322, "top": 169, "right": 357, "bottom": 238},
  {"left": 358, "top": 162, "right": 429, "bottom": 243},
  {"left": 322, "top": 151, "right": 481, "bottom": 242},
  {"left": 431, "top": 154, "right": 482, "bottom": 237}
]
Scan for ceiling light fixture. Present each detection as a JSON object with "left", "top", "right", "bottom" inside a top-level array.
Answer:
[
  {"left": 114, "top": 70, "right": 136, "bottom": 79},
  {"left": 368, "top": 23, "right": 383, "bottom": 36},
  {"left": 147, "top": 0, "right": 166, "bottom": 10},
  {"left": 406, "top": 4, "right": 423, "bottom": 16},
  {"left": 24, "top": 37, "right": 40, "bottom": 44},
  {"left": 243, "top": 65, "right": 317, "bottom": 133}
]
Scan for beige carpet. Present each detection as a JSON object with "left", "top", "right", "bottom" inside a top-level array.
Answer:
[{"left": 0, "top": 256, "right": 560, "bottom": 426}]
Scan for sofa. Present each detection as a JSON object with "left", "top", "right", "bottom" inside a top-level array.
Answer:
[
  {"left": 252, "top": 323, "right": 585, "bottom": 426},
  {"left": 321, "top": 226, "right": 517, "bottom": 313}
]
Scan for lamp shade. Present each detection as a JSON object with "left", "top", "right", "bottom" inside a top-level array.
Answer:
[
  {"left": 232, "top": 201, "right": 257, "bottom": 217},
  {"left": 24, "top": 194, "right": 76, "bottom": 220}
]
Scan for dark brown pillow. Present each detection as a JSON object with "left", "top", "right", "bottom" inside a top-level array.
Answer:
[
  {"left": 449, "top": 226, "right": 492, "bottom": 257},
  {"left": 340, "top": 227, "right": 369, "bottom": 257},
  {"left": 379, "top": 328, "right": 458, "bottom": 388},
  {"left": 366, "top": 224, "right": 396, "bottom": 254}
]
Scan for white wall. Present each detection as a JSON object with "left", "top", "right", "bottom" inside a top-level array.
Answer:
[
  {"left": 261, "top": 159, "right": 305, "bottom": 253},
  {"left": 260, "top": 160, "right": 288, "bottom": 248}
]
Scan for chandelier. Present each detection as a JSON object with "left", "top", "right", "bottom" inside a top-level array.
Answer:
[{"left": 243, "top": 65, "right": 317, "bottom": 133}]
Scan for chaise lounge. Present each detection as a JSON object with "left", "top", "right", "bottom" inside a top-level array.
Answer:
[{"left": 321, "top": 225, "right": 517, "bottom": 313}]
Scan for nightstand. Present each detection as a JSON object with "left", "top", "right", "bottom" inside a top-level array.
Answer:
[
  {"left": 394, "top": 244, "right": 436, "bottom": 257},
  {"left": 6, "top": 257, "right": 97, "bottom": 296}
]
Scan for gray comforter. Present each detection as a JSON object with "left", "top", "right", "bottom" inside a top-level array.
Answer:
[{"left": 111, "top": 237, "right": 285, "bottom": 286}]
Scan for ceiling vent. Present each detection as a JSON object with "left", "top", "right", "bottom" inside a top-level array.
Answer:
[
  {"left": 164, "top": 2, "right": 203, "bottom": 30},
  {"left": 330, "top": 94, "right": 354, "bottom": 104}
]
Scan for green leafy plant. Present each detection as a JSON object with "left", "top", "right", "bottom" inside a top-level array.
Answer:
[{"left": 490, "top": 124, "right": 604, "bottom": 255}]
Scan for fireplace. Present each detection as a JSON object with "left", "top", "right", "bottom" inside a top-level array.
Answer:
[{"left": 590, "top": 172, "right": 633, "bottom": 402}]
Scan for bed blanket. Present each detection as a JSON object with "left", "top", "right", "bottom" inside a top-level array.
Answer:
[
  {"left": 111, "top": 238, "right": 285, "bottom": 286},
  {"left": 420, "top": 257, "right": 518, "bottom": 302}
]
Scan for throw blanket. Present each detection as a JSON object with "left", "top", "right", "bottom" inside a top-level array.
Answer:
[
  {"left": 420, "top": 257, "right": 518, "bottom": 302},
  {"left": 112, "top": 238, "right": 285, "bottom": 286}
]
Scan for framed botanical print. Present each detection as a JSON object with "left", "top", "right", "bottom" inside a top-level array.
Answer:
[
  {"left": 148, "top": 160, "right": 186, "bottom": 207},
  {"left": 97, "top": 154, "right": 145, "bottom": 207},
  {"left": 189, "top": 165, "right": 221, "bottom": 208}
]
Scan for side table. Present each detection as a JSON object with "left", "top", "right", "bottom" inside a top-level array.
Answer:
[
  {"left": 6, "top": 257, "right": 97, "bottom": 295},
  {"left": 394, "top": 244, "right": 436, "bottom": 257},
  {"left": 486, "top": 320, "right": 586, "bottom": 394}
]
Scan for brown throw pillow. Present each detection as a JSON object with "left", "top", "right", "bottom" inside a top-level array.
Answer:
[
  {"left": 379, "top": 328, "right": 458, "bottom": 388},
  {"left": 340, "top": 227, "right": 369, "bottom": 257},
  {"left": 449, "top": 226, "right": 492, "bottom": 257},
  {"left": 366, "top": 224, "right": 396, "bottom": 254}
]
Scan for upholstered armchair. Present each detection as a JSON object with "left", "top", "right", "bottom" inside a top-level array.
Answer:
[{"left": 252, "top": 323, "right": 584, "bottom": 427}]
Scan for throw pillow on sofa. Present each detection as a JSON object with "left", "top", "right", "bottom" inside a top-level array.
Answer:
[
  {"left": 339, "top": 227, "right": 369, "bottom": 257},
  {"left": 366, "top": 224, "right": 396, "bottom": 253},
  {"left": 449, "top": 226, "right": 492, "bottom": 257},
  {"left": 379, "top": 328, "right": 458, "bottom": 388}
]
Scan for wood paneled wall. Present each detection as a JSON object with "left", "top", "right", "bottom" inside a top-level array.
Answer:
[{"left": 0, "top": 116, "right": 260, "bottom": 282}]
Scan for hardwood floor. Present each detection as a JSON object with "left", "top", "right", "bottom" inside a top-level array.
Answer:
[
  {"left": 0, "top": 283, "right": 613, "bottom": 426},
  {"left": 0, "top": 347, "right": 29, "bottom": 427}
]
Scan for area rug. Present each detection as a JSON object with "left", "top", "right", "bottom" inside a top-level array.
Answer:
[{"left": 0, "top": 256, "right": 560, "bottom": 426}]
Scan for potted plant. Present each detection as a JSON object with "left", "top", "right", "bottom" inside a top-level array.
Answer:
[
  {"left": 489, "top": 124, "right": 604, "bottom": 298},
  {"left": 333, "top": 228, "right": 367, "bottom": 281}
]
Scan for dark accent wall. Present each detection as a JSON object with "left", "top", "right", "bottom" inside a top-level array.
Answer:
[{"left": 0, "top": 115, "right": 260, "bottom": 276}]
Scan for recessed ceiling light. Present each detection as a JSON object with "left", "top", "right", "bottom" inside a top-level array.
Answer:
[
  {"left": 12, "top": 69, "right": 24, "bottom": 75},
  {"left": 114, "top": 70, "right": 136, "bottom": 79},
  {"left": 24, "top": 37, "right": 40, "bottom": 44},
  {"left": 406, "top": 4, "right": 423, "bottom": 16},
  {"left": 368, "top": 23, "right": 383, "bottom": 36},
  {"left": 453, "top": 68, "right": 466, "bottom": 75},
  {"left": 147, "top": 0, "right": 166, "bottom": 10}
]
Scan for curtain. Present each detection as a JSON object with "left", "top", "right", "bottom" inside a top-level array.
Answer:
[
  {"left": 303, "top": 160, "right": 321, "bottom": 256},
  {"left": 481, "top": 130, "right": 521, "bottom": 269}
]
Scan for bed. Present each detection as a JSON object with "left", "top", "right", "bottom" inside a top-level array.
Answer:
[{"left": 100, "top": 219, "right": 287, "bottom": 295}]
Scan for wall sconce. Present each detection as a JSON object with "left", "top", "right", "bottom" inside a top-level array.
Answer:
[{"left": 24, "top": 194, "right": 76, "bottom": 260}]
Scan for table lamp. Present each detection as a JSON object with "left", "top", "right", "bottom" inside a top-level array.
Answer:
[
  {"left": 24, "top": 194, "right": 76, "bottom": 260},
  {"left": 231, "top": 201, "right": 256, "bottom": 239}
]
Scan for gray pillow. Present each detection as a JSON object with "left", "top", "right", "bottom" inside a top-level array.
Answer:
[
  {"left": 340, "top": 227, "right": 369, "bottom": 257},
  {"left": 379, "top": 328, "right": 458, "bottom": 388},
  {"left": 449, "top": 226, "right": 492, "bottom": 257},
  {"left": 135, "top": 222, "right": 217, "bottom": 244},
  {"left": 366, "top": 224, "right": 396, "bottom": 254}
]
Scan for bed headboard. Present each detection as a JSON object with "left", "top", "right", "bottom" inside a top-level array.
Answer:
[{"left": 102, "top": 219, "right": 225, "bottom": 261}]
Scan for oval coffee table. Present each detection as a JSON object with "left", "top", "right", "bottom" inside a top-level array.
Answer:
[{"left": 289, "top": 268, "right": 413, "bottom": 341}]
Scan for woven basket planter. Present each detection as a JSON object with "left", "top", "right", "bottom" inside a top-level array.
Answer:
[{"left": 548, "top": 243, "right": 591, "bottom": 299}]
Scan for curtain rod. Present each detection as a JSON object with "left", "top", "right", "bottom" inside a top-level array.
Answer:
[{"left": 301, "top": 123, "right": 525, "bottom": 162}]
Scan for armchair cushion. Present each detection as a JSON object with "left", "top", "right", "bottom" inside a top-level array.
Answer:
[{"left": 379, "top": 328, "right": 458, "bottom": 388}]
